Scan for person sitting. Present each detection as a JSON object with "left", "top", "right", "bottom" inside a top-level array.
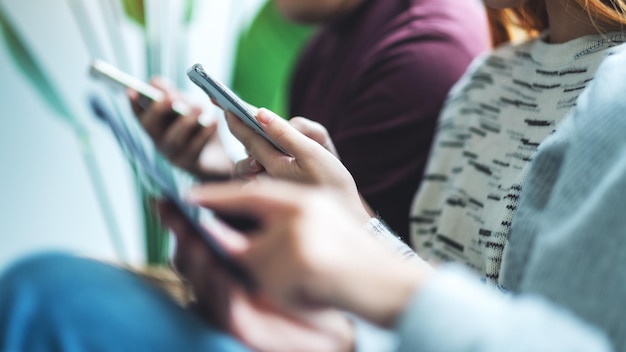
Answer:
[
  {"left": 2, "top": 39, "right": 626, "bottom": 352},
  {"left": 228, "top": 0, "right": 626, "bottom": 288},
  {"left": 131, "top": 0, "right": 491, "bottom": 241}
]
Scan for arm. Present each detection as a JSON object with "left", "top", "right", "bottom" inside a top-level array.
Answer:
[
  {"left": 175, "top": 180, "right": 611, "bottom": 352},
  {"left": 501, "top": 45, "right": 626, "bottom": 350},
  {"left": 183, "top": 181, "right": 431, "bottom": 327},
  {"left": 395, "top": 266, "right": 611, "bottom": 352}
]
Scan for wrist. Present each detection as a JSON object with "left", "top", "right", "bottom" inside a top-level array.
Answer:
[
  {"left": 353, "top": 261, "right": 424, "bottom": 328},
  {"left": 328, "top": 238, "right": 432, "bottom": 328}
]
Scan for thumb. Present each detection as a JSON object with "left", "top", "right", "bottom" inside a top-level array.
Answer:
[
  {"left": 289, "top": 116, "right": 339, "bottom": 157},
  {"left": 255, "top": 108, "right": 324, "bottom": 160}
]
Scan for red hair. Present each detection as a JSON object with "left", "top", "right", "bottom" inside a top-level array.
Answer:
[{"left": 487, "top": 0, "right": 626, "bottom": 46}]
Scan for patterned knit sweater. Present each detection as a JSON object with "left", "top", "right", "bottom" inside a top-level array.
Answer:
[{"left": 409, "top": 31, "right": 626, "bottom": 284}]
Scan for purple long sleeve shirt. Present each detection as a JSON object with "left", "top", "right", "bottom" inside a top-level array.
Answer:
[{"left": 289, "top": 0, "right": 490, "bottom": 241}]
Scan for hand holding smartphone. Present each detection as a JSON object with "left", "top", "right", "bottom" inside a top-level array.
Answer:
[
  {"left": 186, "top": 63, "right": 289, "bottom": 155},
  {"left": 88, "top": 96, "right": 257, "bottom": 292},
  {"left": 90, "top": 59, "right": 190, "bottom": 116}
]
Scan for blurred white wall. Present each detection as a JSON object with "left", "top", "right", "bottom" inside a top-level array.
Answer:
[{"left": 0, "top": 0, "right": 266, "bottom": 270}]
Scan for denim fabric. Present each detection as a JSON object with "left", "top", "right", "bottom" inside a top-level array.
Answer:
[{"left": 0, "top": 253, "right": 249, "bottom": 352}]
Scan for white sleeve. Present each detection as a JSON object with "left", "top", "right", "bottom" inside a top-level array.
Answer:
[
  {"left": 394, "top": 265, "right": 613, "bottom": 352},
  {"left": 351, "top": 218, "right": 427, "bottom": 352},
  {"left": 363, "top": 217, "right": 427, "bottom": 267}
]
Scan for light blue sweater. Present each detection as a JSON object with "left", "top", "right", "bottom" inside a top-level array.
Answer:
[{"left": 393, "top": 43, "right": 626, "bottom": 351}]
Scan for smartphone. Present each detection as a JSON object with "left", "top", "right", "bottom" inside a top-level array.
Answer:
[
  {"left": 90, "top": 59, "right": 190, "bottom": 116},
  {"left": 89, "top": 96, "right": 257, "bottom": 292},
  {"left": 186, "top": 63, "right": 289, "bottom": 155}
]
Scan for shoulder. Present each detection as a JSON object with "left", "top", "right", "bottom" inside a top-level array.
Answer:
[
  {"left": 356, "top": 3, "right": 490, "bottom": 81},
  {"left": 451, "top": 39, "right": 541, "bottom": 80},
  {"left": 365, "top": 5, "right": 489, "bottom": 61}
]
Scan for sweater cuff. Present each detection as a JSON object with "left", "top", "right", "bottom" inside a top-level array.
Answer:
[
  {"left": 392, "top": 266, "right": 611, "bottom": 352},
  {"left": 363, "top": 218, "right": 425, "bottom": 266},
  {"left": 393, "top": 266, "right": 505, "bottom": 352},
  {"left": 351, "top": 315, "right": 398, "bottom": 352}
]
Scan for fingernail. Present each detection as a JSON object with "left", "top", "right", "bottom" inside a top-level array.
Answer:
[
  {"left": 256, "top": 108, "right": 275, "bottom": 125},
  {"left": 250, "top": 158, "right": 261, "bottom": 171}
]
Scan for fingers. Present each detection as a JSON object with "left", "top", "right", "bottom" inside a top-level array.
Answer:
[
  {"left": 157, "top": 200, "right": 208, "bottom": 277},
  {"left": 127, "top": 78, "right": 225, "bottom": 175},
  {"left": 186, "top": 180, "right": 304, "bottom": 222},
  {"left": 225, "top": 111, "right": 287, "bottom": 167},
  {"left": 289, "top": 117, "right": 339, "bottom": 157},
  {"left": 158, "top": 198, "right": 250, "bottom": 255},
  {"left": 226, "top": 108, "right": 343, "bottom": 185},
  {"left": 157, "top": 200, "right": 242, "bottom": 326},
  {"left": 159, "top": 107, "right": 203, "bottom": 152},
  {"left": 146, "top": 102, "right": 216, "bottom": 174},
  {"left": 128, "top": 77, "right": 176, "bottom": 115},
  {"left": 127, "top": 89, "right": 144, "bottom": 116},
  {"left": 137, "top": 95, "right": 176, "bottom": 140},
  {"left": 226, "top": 109, "right": 322, "bottom": 161},
  {"left": 234, "top": 156, "right": 265, "bottom": 177},
  {"left": 157, "top": 201, "right": 193, "bottom": 242},
  {"left": 288, "top": 117, "right": 327, "bottom": 146},
  {"left": 174, "top": 121, "right": 217, "bottom": 168},
  {"left": 255, "top": 109, "right": 322, "bottom": 159}
]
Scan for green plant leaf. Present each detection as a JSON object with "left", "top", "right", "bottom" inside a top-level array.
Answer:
[
  {"left": 0, "top": 10, "right": 78, "bottom": 131},
  {"left": 121, "top": 0, "right": 145, "bottom": 27},
  {"left": 183, "top": 0, "right": 195, "bottom": 26}
]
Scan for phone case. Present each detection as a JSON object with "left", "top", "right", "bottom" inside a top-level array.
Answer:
[{"left": 186, "top": 63, "right": 289, "bottom": 155}]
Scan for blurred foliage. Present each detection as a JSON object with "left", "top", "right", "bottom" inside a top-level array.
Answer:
[
  {"left": 183, "top": 0, "right": 195, "bottom": 26},
  {"left": 121, "top": 0, "right": 145, "bottom": 27},
  {"left": 121, "top": 0, "right": 195, "bottom": 28},
  {"left": 0, "top": 11, "right": 75, "bottom": 129},
  {"left": 121, "top": 0, "right": 195, "bottom": 266},
  {"left": 0, "top": 7, "right": 129, "bottom": 261},
  {"left": 142, "top": 187, "right": 170, "bottom": 265}
]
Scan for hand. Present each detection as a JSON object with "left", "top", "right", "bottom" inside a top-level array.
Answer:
[
  {"left": 186, "top": 180, "right": 430, "bottom": 328},
  {"left": 158, "top": 200, "right": 355, "bottom": 352},
  {"left": 227, "top": 108, "right": 365, "bottom": 215},
  {"left": 129, "top": 78, "right": 233, "bottom": 180},
  {"left": 289, "top": 116, "right": 339, "bottom": 158}
]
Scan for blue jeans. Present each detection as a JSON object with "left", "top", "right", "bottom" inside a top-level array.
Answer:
[{"left": 0, "top": 253, "right": 249, "bottom": 352}]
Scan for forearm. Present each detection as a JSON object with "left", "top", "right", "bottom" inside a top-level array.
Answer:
[
  {"left": 337, "top": 227, "right": 611, "bottom": 352},
  {"left": 326, "top": 235, "right": 434, "bottom": 329}
]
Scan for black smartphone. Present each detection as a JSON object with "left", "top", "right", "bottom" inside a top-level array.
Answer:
[
  {"left": 186, "top": 63, "right": 289, "bottom": 155},
  {"left": 90, "top": 59, "right": 190, "bottom": 116},
  {"left": 89, "top": 96, "right": 257, "bottom": 292}
]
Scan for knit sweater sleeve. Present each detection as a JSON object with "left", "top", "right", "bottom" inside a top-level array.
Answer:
[
  {"left": 393, "top": 266, "right": 612, "bottom": 352},
  {"left": 390, "top": 46, "right": 626, "bottom": 352},
  {"left": 501, "top": 43, "right": 626, "bottom": 351}
]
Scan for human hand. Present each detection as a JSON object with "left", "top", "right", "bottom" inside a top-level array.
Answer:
[
  {"left": 129, "top": 78, "right": 233, "bottom": 180},
  {"left": 158, "top": 200, "right": 355, "bottom": 352},
  {"left": 186, "top": 181, "right": 428, "bottom": 328},
  {"left": 289, "top": 116, "right": 339, "bottom": 158},
  {"left": 227, "top": 108, "right": 364, "bottom": 214}
]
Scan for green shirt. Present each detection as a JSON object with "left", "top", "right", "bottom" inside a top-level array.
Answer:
[{"left": 231, "top": 1, "right": 312, "bottom": 117}]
